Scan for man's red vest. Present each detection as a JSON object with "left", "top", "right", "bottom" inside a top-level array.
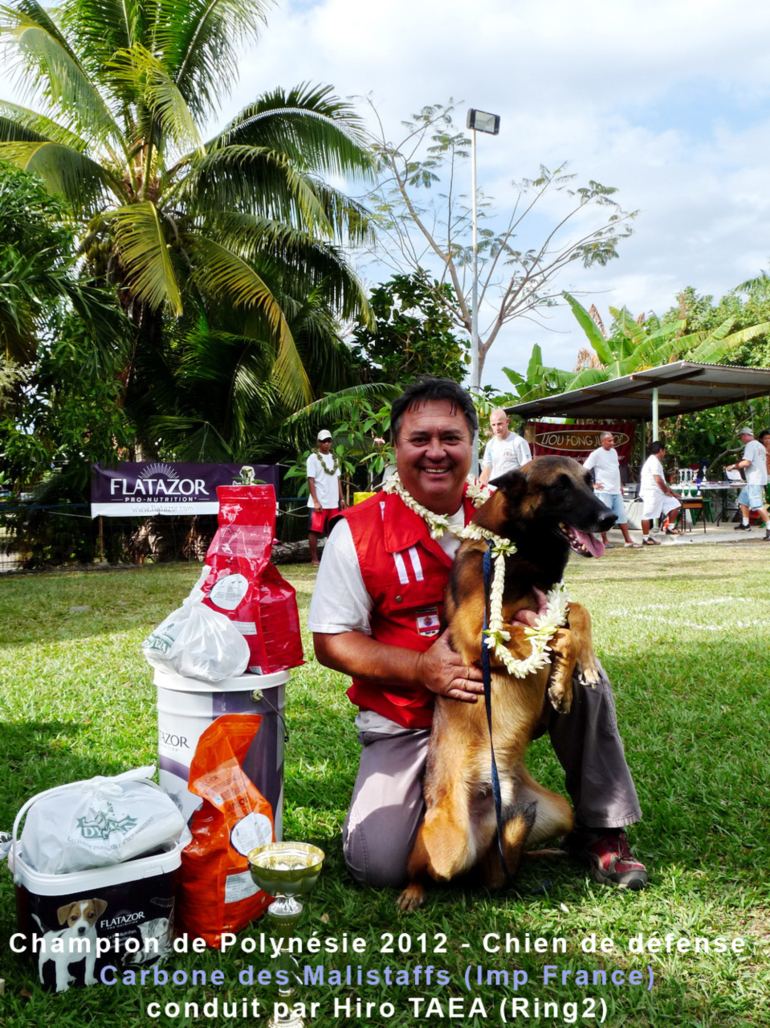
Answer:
[{"left": 342, "top": 490, "right": 477, "bottom": 729}]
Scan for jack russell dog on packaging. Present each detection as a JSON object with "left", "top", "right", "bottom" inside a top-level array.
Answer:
[{"left": 32, "top": 898, "right": 107, "bottom": 992}]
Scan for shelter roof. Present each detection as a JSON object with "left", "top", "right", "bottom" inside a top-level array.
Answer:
[{"left": 506, "top": 361, "right": 770, "bottom": 421}]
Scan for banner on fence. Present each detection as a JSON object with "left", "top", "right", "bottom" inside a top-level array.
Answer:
[
  {"left": 90, "top": 462, "right": 279, "bottom": 517},
  {"left": 532, "top": 422, "right": 636, "bottom": 464}
]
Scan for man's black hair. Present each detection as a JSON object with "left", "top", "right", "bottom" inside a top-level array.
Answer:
[
  {"left": 390, "top": 377, "right": 478, "bottom": 441},
  {"left": 650, "top": 440, "right": 665, "bottom": 455},
  {"left": 758, "top": 429, "right": 770, "bottom": 442}
]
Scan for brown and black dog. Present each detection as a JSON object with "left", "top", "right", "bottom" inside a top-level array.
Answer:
[{"left": 397, "top": 455, "right": 616, "bottom": 911}]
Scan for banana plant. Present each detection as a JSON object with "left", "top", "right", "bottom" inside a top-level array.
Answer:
[
  {"left": 501, "top": 343, "right": 576, "bottom": 402},
  {"left": 564, "top": 292, "right": 770, "bottom": 382}
]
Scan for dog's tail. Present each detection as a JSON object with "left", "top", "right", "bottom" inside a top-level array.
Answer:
[{"left": 31, "top": 912, "right": 46, "bottom": 933}]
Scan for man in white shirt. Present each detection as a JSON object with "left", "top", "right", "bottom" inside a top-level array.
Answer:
[
  {"left": 639, "top": 441, "right": 681, "bottom": 545},
  {"left": 583, "top": 432, "right": 640, "bottom": 548},
  {"left": 306, "top": 429, "right": 346, "bottom": 566},
  {"left": 726, "top": 427, "right": 770, "bottom": 538},
  {"left": 309, "top": 378, "right": 647, "bottom": 893},
  {"left": 479, "top": 409, "right": 532, "bottom": 486}
]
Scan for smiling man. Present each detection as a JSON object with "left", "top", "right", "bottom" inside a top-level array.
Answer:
[{"left": 309, "top": 378, "right": 647, "bottom": 893}]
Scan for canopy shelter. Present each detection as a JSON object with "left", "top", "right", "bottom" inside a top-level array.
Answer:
[{"left": 505, "top": 361, "right": 770, "bottom": 439}]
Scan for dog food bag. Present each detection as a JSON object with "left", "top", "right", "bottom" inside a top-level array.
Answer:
[
  {"left": 201, "top": 485, "right": 304, "bottom": 674},
  {"left": 19, "top": 767, "right": 189, "bottom": 874},
  {"left": 142, "top": 568, "right": 251, "bottom": 682},
  {"left": 175, "top": 715, "right": 275, "bottom": 947}
]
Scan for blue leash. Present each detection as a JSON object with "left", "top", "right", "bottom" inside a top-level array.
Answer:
[
  {"left": 481, "top": 542, "right": 554, "bottom": 897},
  {"left": 482, "top": 542, "right": 515, "bottom": 887}
]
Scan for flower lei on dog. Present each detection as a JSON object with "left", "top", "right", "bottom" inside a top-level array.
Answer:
[
  {"left": 314, "top": 448, "right": 340, "bottom": 475},
  {"left": 382, "top": 472, "right": 569, "bottom": 678}
]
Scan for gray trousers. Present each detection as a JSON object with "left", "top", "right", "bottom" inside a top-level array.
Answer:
[{"left": 342, "top": 663, "right": 641, "bottom": 888}]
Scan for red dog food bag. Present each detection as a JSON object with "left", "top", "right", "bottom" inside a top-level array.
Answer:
[
  {"left": 201, "top": 484, "right": 304, "bottom": 674},
  {"left": 176, "top": 715, "right": 275, "bottom": 947}
]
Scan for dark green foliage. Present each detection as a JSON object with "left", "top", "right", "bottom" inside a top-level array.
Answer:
[
  {"left": 661, "top": 284, "right": 770, "bottom": 367},
  {"left": 0, "top": 164, "right": 133, "bottom": 490},
  {"left": 349, "top": 272, "right": 469, "bottom": 383},
  {"left": 656, "top": 285, "right": 770, "bottom": 467}
]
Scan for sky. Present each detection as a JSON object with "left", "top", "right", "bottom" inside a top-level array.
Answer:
[{"left": 3, "top": 0, "right": 770, "bottom": 391}]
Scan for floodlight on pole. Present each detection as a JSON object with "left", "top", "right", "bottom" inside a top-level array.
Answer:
[{"left": 466, "top": 108, "right": 500, "bottom": 477}]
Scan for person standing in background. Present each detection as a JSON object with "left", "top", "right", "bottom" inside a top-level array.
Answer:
[
  {"left": 758, "top": 429, "right": 770, "bottom": 505},
  {"left": 726, "top": 427, "right": 770, "bottom": 540},
  {"left": 307, "top": 429, "right": 346, "bottom": 566},
  {"left": 479, "top": 408, "right": 532, "bottom": 486},
  {"left": 583, "top": 432, "right": 640, "bottom": 548}
]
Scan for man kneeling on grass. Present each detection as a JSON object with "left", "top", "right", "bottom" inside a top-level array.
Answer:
[{"left": 308, "top": 376, "right": 648, "bottom": 893}]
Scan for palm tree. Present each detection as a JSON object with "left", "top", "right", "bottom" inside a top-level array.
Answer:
[
  {"left": 0, "top": 159, "right": 122, "bottom": 365},
  {"left": 0, "top": 0, "right": 373, "bottom": 438}
]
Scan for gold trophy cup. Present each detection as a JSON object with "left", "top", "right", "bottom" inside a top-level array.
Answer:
[{"left": 248, "top": 841, "right": 325, "bottom": 1028}]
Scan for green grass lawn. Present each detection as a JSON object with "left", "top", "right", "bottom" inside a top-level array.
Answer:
[{"left": 1, "top": 544, "right": 769, "bottom": 1027}]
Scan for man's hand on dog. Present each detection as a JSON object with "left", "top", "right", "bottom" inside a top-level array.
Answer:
[
  {"left": 420, "top": 592, "right": 551, "bottom": 703},
  {"left": 508, "top": 588, "right": 549, "bottom": 628},
  {"left": 418, "top": 631, "right": 484, "bottom": 702}
]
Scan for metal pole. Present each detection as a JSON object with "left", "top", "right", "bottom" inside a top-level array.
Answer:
[
  {"left": 651, "top": 388, "right": 659, "bottom": 442},
  {"left": 470, "top": 127, "right": 480, "bottom": 477}
]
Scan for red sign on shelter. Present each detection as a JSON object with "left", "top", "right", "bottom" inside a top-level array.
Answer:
[{"left": 532, "top": 423, "right": 636, "bottom": 465}]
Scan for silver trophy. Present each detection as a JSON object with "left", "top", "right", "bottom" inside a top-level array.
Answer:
[{"left": 248, "top": 841, "right": 325, "bottom": 1028}]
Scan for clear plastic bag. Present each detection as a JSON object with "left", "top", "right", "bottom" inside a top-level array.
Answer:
[
  {"left": 143, "top": 569, "right": 250, "bottom": 682},
  {"left": 18, "top": 766, "right": 190, "bottom": 874}
]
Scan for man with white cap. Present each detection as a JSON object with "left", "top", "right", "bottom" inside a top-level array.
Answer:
[
  {"left": 307, "top": 429, "right": 346, "bottom": 566},
  {"left": 726, "top": 427, "right": 770, "bottom": 538}
]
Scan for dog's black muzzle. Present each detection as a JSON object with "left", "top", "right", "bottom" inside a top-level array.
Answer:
[{"left": 596, "top": 509, "right": 618, "bottom": 533}]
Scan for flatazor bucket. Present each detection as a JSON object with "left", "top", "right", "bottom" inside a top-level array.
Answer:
[
  {"left": 154, "top": 668, "right": 288, "bottom": 837},
  {"left": 10, "top": 837, "right": 184, "bottom": 992}
]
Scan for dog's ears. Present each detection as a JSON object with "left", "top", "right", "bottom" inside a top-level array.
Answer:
[
  {"left": 93, "top": 898, "right": 108, "bottom": 919},
  {"left": 489, "top": 469, "right": 527, "bottom": 500},
  {"left": 57, "top": 902, "right": 77, "bottom": 925}
]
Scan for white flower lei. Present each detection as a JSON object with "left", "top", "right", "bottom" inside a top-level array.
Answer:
[{"left": 382, "top": 471, "right": 569, "bottom": 677}]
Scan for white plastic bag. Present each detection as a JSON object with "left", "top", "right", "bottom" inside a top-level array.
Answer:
[
  {"left": 142, "top": 569, "right": 250, "bottom": 682},
  {"left": 19, "top": 766, "right": 190, "bottom": 874}
]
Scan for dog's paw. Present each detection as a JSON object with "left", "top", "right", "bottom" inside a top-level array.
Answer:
[
  {"left": 577, "top": 660, "right": 601, "bottom": 688},
  {"left": 548, "top": 681, "right": 572, "bottom": 713},
  {"left": 397, "top": 883, "right": 427, "bottom": 912}
]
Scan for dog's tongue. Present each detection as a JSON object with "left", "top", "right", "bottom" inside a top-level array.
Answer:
[{"left": 573, "top": 527, "right": 605, "bottom": 558}]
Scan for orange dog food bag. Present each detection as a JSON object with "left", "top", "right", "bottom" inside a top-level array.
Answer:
[{"left": 175, "top": 715, "right": 274, "bottom": 947}]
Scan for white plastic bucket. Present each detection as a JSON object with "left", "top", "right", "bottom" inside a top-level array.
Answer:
[
  {"left": 11, "top": 838, "right": 184, "bottom": 990},
  {"left": 154, "top": 669, "right": 288, "bottom": 836}
]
